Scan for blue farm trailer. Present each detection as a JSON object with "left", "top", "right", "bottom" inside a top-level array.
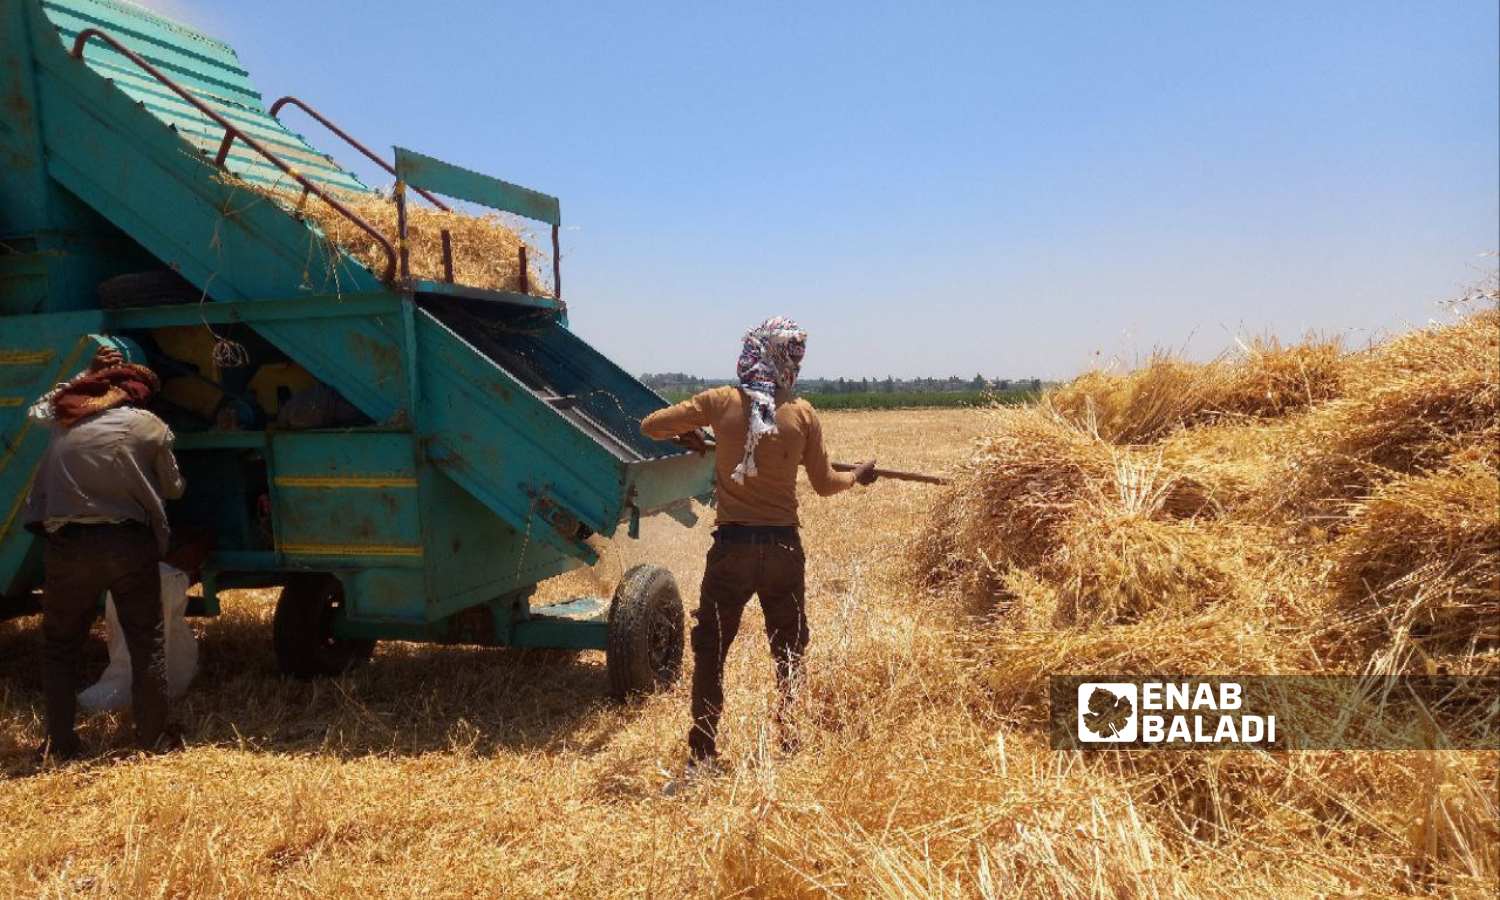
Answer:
[{"left": 0, "top": 0, "right": 714, "bottom": 693}]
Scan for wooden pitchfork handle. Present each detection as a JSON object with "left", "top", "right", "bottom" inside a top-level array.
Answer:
[
  {"left": 831, "top": 461, "right": 950, "bottom": 485},
  {"left": 684, "top": 433, "right": 949, "bottom": 485}
]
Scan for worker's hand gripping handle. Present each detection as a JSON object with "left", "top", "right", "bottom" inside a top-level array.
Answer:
[
  {"left": 672, "top": 429, "right": 714, "bottom": 455},
  {"left": 830, "top": 461, "right": 949, "bottom": 485}
]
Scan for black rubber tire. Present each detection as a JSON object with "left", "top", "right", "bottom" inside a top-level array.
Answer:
[
  {"left": 97, "top": 270, "right": 200, "bottom": 309},
  {"left": 273, "top": 574, "right": 375, "bottom": 679},
  {"left": 606, "top": 564, "right": 685, "bottom": 698}
]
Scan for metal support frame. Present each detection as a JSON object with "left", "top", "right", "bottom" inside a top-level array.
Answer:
[
  {"left": 394, "top": 179, "right": 410, "bottom": 282},
  {"left": 551, "top": 224, "right": 561, "bottom": 299},
  {"left": 102, "top": 292, "right": 402, "bottom": 329}
]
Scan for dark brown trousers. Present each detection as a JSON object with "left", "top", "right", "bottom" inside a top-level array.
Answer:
[
  {"left": 688, "top": 529, "right": 808, "bottom": 760},
  {"left": 42, "top": 522, "right": 166, "bottom": 754}
]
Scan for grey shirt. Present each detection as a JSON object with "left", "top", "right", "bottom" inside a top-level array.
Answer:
[{"left": 24, "top": 406, "right": 186, "bottom": 553}]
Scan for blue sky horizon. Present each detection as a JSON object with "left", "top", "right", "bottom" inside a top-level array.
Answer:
[{"left": 137, "top": 1, "right": 1497, "bottom": 380}]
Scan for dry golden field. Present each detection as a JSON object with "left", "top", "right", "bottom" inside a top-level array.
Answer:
[
  {"left": 0, "top": 297, "right": 1495, "bottom": 899},
  {"left": 0, "top": 409, "right": 1001, "bottom": 897}
]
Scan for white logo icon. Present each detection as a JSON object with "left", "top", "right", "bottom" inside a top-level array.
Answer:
[{"left": 1077, "top": 683, "right": 1138, "bottom": 742}]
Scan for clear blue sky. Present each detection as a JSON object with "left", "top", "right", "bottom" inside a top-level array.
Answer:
[{"left": 141, "top": 0, "right": 1497, "bottom": 379}]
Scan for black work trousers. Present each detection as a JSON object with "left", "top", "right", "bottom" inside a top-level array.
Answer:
[
  {"left": 42, "top": 522, "right": 166, "bottom": 753},
  {"left": 688, "top": 527, "right": 808, "bottom": 760}
]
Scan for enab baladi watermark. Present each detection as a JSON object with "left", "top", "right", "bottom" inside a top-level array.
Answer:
[{"left": 1051, "top": 675, "right": 1497, "bottom": 751}]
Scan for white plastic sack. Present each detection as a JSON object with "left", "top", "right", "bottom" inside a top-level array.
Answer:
[{"left": 77, "top": 563, "right": 198, "bottom": 711}]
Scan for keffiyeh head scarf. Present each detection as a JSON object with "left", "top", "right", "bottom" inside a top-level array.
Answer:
[
  {"left": 51, "top": 364, "right": 159, "bottom": 428},
  {"left": 732, "top": 316, "right": 807, "bottom": 483}
]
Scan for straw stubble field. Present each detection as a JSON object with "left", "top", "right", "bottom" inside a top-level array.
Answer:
[
  {"left": 0, "top": 300, "right": 1496, "bottom": 897},
  {"left": 0, "top": 409, "right": 1006, "bottom": 897}
]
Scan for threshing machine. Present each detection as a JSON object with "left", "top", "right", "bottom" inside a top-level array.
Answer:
[{"left": 0, "top": 0, "right": 715, "bottom": 693}]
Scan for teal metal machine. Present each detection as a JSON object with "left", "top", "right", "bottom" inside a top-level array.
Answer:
[{"left": 0, "top": 0, "right": 714, "bottom": 692}]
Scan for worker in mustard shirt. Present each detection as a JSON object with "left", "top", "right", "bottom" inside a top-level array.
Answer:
[{"left": 640, "top": 316, "right": 876, "bottom": 773}]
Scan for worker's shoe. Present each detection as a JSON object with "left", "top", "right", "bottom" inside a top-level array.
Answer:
[
  {"left": 33, "top": 736, "right": 85, "bottom": 766},
  {"left": 662, "top": 755, "right": 727, "bottom": 797},
  {"left": 138, "top": 727, "right": 186, "bottom": 756}
]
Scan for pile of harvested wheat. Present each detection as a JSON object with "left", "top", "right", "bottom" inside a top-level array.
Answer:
[
  {"left": 1045, "top": 335, "right": 1347, "bottom": 443},
  {"left": 912, "top": 289, "right": 1499, "bottom": 893},
  {"left": 920, "top": 295, "right": 1498, "bottom": 671}
]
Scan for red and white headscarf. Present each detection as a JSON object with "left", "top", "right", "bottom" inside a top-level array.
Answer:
[
  {"left": 50, "top": 364, "right": 160, "bottom": 428},
  {"left": 733, "top": 316, "right": 806, "bottom": 483}
]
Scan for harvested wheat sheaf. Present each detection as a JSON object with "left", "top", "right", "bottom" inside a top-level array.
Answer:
[
  {"left": 921, "top": 301, "right": 1499, "bottom": 658},
  {"left": 1045, "top": 335, "right": 1347, "bottom": 443},
  {"left": 1266, "top": 308, "right": 1500, "bottom": 524},
  {"left": 1332, "top": 458, "right": 1500, "bottom": 664},
  {"left": 913, "top": 295, "right": 1499, "bottom": 896}
]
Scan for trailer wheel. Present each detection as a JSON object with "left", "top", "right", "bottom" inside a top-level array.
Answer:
[
  {"left": 606, "top": 564, "right": 684, "bottom": 698},
  {"left": 273, "top": 574, "right": 375, "bottom": 679}
]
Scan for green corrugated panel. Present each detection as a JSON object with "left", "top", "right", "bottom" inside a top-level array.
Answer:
[
  {"left": 40, "top": 0, "right": 373, "bottom": 197},
  {"left": 41, "top": 0, "right": 258, "bottom": 102},
  {"left": 103, "top": 75, "right": 367, "bottom": 192}
]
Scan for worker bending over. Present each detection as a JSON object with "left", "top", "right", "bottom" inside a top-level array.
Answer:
[
  {"left": 25, "top": 346, "right": 185, "bottom": 761},
  {"left": 640, "top": 316, "right": 875, "bottom": 770}
]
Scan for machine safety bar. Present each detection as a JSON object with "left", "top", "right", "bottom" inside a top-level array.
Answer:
[
  {"left": 393, "top": 147, "right": 560, "bottom": 225},
  {"left": 269, "top": 96, "right": 452, "bottom": 212},
  {"left": 69, "top": 28, "right": 399, "bottom": 282}
]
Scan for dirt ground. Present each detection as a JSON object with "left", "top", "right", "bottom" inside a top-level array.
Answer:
[{"left": 0, "top": 409, "right": 987, "bottom": 897}]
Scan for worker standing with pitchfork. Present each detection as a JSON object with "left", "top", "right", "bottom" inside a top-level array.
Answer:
[{"left": 640, "top": 316, "right": 877, "bottom": 779}]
